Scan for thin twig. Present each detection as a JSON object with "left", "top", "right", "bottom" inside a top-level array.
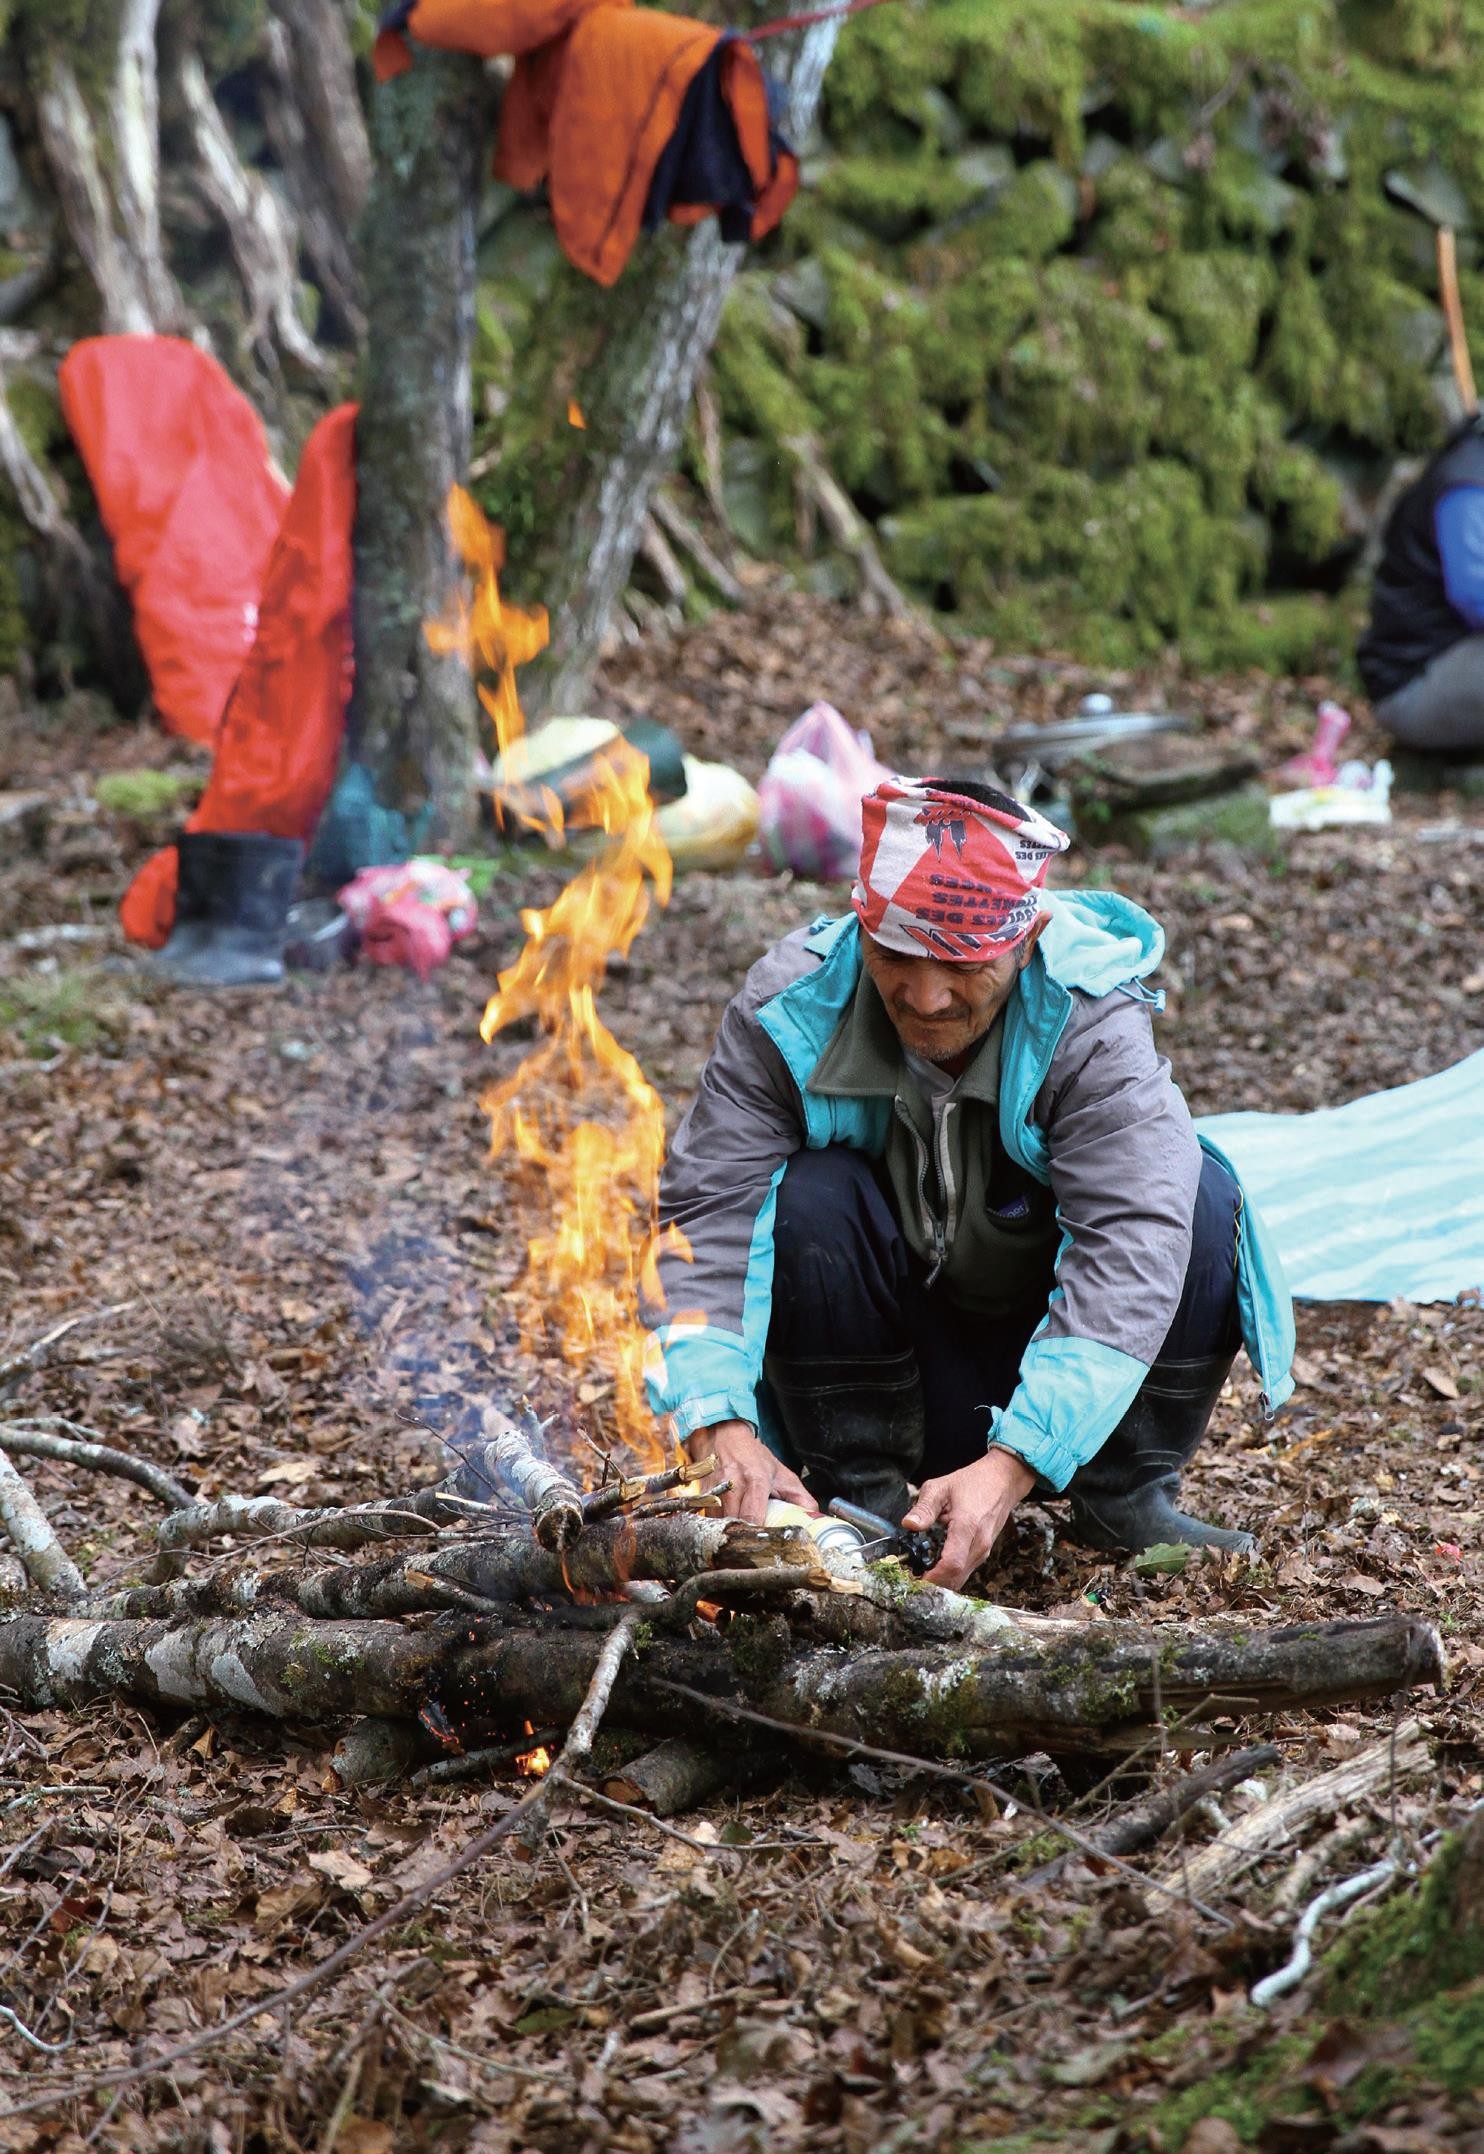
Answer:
[
  {"left": 0, "top": 1305, "right": 135, "bottom": 1397},
  {"left": 651, "top": 1681, "right": 1234, "bottom": 1928},
  {"left": 567, "top": 1779, "right": 818, "bottom": 1858},
  {"left": 517, "top": 1609, "right": 643, "bottom": 1851},
  {"left": 382, "top": 2000, "right": 565, "bottom": 2087},
  {"left": 626, "top": 1981, "right": 758, "bottom": 2036},
  {"left": 654, "top": 1564, "right": 818, "bottom": 1630},
  {"left": 410, "top": 1729, "right": 562, "bottom": 1788}
]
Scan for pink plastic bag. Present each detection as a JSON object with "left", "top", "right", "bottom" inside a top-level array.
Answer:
[
  {"left": 757, "top": 702, "right": 894, "bottom": 880},
  {"left": 338, "top": 860, "right": 478, "bottom": 980}
]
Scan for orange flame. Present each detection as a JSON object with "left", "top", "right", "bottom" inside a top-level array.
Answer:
[
  {"left": 516, "top": 1721, "right": 552, "bottom": 1777},
  {"left": 440, "top": 487, "right": 689, "bottom": 1475}
]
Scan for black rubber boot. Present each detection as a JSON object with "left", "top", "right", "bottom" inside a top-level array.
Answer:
[
  {"left": 1066, "top": 1349, "right": 1256, "bottom": 1557},
  {"left": 765, "top": 1348, "right": 926, "bottom": 1526},
  {"left": 155, "top": 832, "right": 303, "bottom": 988}
]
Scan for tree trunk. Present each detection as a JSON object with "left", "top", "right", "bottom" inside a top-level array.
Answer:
[
  {"left": 261, "top": 0, "right": 371, "bottom": 343},
  {"left": 350, "top": 47, "right": 487, "bottom": 851},
  {"left": 175, "top": 51, "right": 324, "bottom": 377},
  {"left": 0, "top": 1606, "right": 1443, "bottom": 1759},
  {"left": 28, "top": 0, "right": 184, "bottom": 335},
  {"left": 502, "top": 17, "right": 844, "bottom": 721}
]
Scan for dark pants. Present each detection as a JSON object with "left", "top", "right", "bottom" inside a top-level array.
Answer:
[{"left": 765, "top": 1144, "right": 1242, "bottom": 1482}]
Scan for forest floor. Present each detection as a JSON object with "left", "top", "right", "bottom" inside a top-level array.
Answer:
[{"left": 0, "top": 593, "right": 1482, "bottom": 2152}]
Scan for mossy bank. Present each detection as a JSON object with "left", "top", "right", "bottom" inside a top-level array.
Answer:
[{"left": 680, "top": 0, "right": 1484, "bottom": 674}]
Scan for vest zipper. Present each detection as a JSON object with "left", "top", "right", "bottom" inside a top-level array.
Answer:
[
  {"left": 936, "top": 1098, "right": 960, "bottom": 1251},
  {"left": 895, "top": 1098, "right": 946, "bottom": 1283}
]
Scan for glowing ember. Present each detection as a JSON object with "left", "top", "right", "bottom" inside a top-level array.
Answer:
[
  {"left": 517, "top": 1744, "right": 553, "bottom": 1779},
  {"left": 438, "top": 487, "right": 689, "bottom": 1475}
]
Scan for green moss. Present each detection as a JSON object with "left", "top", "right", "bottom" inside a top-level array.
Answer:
[
  {"left": 952, "top": 1, "right": 1088, "bottom": 162},
  {"left": 1325, "top": 1827, "right": 1484, "bottom": 2015},
  {"left": 1152, "top": 251, "right": 1276, "bottom": 369},
  {"left": 1253, "top": 440, "right": 1348, "bottom": 562},
  {"left": 15, "top": 0, "right": 124, "bottom": 103},
  {"left": 1090, "top": 161, "right": 1188, "bottom": 275},
  {"left": 985, "top": 163, "right": 1080, "bottom": 263},
  {"left": 0, "top": 968, "right": 134, "bottom": 1059},
  {"left": 817, "top": 154, "right": 982, "bottom": 244},
  {"left": 94, "top": 769, "right": 204, "bottom": 819}
]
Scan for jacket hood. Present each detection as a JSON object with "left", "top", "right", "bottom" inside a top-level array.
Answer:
[{"left": 1037, "top": 889, "right": 1165, "bottom": 996}]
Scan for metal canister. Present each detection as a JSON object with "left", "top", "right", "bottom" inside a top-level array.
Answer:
[{"left": 765, "top": 1499, "right": 867, "bottom": 1571}]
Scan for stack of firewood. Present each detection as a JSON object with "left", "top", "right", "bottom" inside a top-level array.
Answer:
[{"left": 0, "top": 1395, "right": 1447, "bottom": 1803}]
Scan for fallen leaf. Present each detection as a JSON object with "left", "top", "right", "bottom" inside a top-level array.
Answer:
[
  {"left": 1133, "top": 1542, "right": 1192, "bottom": 1577},
  {"left": 308, "top": 1848, "right": 375, "bottom": 1893},
  {"left": 258, "top": 1458, "right": 317, "bottom": 1487},
  {"left": 1422, "top": 1366, "right": 1461, "bottom": 1400}
]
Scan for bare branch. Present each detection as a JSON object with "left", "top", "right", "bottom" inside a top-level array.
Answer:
[
  {"left": 0, "top": 1423, "right": 191, "bottom": 1510},
  {"left": 0, "top": 1450, "right": 85, "bottom": 1604}
]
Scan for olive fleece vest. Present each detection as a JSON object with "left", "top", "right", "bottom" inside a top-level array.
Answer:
[{"left": 808, "top": 971, "right": 1060, "bottom": 1314}]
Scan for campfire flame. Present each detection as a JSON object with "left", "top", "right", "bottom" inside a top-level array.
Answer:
[
  {"left": 517, "top": 1723, "right": 553, "bottom": 1778},
  {"left": 437, "top": 488, "right": 688, "bottom": 1475}
]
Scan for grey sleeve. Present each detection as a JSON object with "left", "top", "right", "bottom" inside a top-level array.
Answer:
[
  {"left": 1034, "top": 989, "right": 1202, "bottom": 1365},
  {"left": 651, "top": 940, "right": 812, "bottom": 1340}
]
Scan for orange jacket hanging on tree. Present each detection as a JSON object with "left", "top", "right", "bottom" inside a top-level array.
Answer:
[
  {"left": 375, "top": 0, "right": 798, "bottom": 287},
  {"left": 120, "top": 405, "right": 359, "bottom": 950}
]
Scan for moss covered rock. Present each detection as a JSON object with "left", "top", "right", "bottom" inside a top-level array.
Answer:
[{"left": 702, "top": 0, "right": 1484, "bottom": 672}]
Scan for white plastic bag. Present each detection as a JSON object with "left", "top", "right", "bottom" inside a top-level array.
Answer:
[{"left": 757, "top": 702, "right": 893, "bottom": 880}]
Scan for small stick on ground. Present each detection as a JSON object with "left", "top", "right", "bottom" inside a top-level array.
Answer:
[
  {"left": 652, "top": 1679, "right": 1235, "bottom": 1927},
  {"left": 650, "top": 491, "right": 746, "bottom": 603},
  {"left": 1165, "top": 1721, "right": 1431, "bottom": 1900},
  {"left": 0, "top": 1448, "right": 85, "bottom": 1603},
  {"left": 0, "top": 1421, "right": 192, "bottom": 1509}
]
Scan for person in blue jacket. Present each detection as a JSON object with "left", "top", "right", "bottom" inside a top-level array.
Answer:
[
  {"left": 1360, "top": 412, "right": 1484, "bottom": 753},
  {"left": 643, "top": 775, "right": 1294, "bottom": 1592}
]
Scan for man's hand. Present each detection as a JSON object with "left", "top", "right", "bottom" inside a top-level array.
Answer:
[
  {"left": 688, "top": 1420, "right": 819, "bottom": 1525},
  {"left": 903, "top": 1447, "right": 1036, "bottom": 1590}
]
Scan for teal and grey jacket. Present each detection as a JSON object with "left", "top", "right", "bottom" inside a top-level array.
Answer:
[{"left": 644, "top": 891, "right": 1295, "bottom": 1491}]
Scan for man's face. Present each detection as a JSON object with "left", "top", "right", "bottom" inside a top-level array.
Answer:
[{"left": 861, "top": 916, "right": 1046, "bottom": 1067}]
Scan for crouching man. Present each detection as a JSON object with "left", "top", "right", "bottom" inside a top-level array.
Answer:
[{"left": 643, "top": 776, "right": 1294, "bottom": 1591}]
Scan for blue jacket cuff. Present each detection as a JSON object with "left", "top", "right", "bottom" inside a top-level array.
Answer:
[{"left": 986, "top": 1334, "right": 1149, "bottom": 1493}]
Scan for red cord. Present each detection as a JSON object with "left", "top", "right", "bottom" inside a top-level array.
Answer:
[{"left": 746, "top": 0, "right": 898, "bottom": 43}]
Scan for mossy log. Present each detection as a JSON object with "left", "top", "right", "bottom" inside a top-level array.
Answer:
[{"left": 0, "top": 1606, "right": 1443, "bottom": 1759}]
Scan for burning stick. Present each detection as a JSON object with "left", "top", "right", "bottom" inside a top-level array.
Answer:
[
  {"left": 450, "top": 1404, "right": 584, "bottom": 1552},
  {"left": 580, "top": 1456, "right": 714, "bottom": 1522}
]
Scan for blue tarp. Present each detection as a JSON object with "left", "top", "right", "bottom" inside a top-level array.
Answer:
[{"left": 1197, "top": 1048, "right": 1484, "bottom": 1305}]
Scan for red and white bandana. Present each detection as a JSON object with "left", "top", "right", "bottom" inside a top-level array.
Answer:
[{"left": 851, "top": 778, "right": 1070, "bottom": 962}]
